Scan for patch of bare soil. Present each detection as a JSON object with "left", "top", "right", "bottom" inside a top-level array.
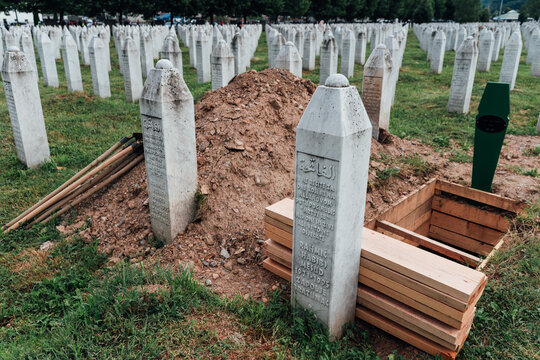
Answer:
[{"left": 63, "top": 68, "right": 539, "bottom": 359}]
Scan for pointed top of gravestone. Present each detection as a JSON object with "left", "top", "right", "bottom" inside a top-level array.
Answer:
[
  {"left": 8, "top": 46, "right": 20, "bottom": 52},
  {"left": 325, "top": 74, "right": 349, "bottom": 87},
  {"left": 156, "top": 59, "right": 173, "bottom": 69}
]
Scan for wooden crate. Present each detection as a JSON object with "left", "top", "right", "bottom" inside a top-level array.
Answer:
[
  {"left": 261, "top": 179, "right": 524, "bottom": 360},
  {"left": 365, "top": 179, "right": 524, "bottom": 270}
]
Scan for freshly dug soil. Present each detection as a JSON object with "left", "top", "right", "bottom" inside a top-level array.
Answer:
[{"left": 64, "top": 68, "right": 539, "bottom": 359}]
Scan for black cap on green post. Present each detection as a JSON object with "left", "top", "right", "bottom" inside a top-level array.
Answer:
[{"left": 471, "top": 82, "right": 510, "bottom": 192}]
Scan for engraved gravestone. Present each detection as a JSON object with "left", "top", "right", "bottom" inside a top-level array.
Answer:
[
  {"left": 362, "top": 44, "right": 392, "bottom": 140},
  {"left": 161, "top": 36, "right": 183, "bottom": 75},
  {"left": 269, "top": 33, "right": 285, "bottom": 68},
  {"left": 211, "top": 40, "right": 235, "bottom": 90},
  {"left": 140, "top": 32, "right": 154, "bottom": 77},
  {"left": 292, "top": 74, "right": 372, "bottom": 338},
  {"left": 355, "top": 30, "right": 367, "bottom": 65},
  {"left": 19, "top": 33, "right": 38, "bottom": 80},
  {"left": 339, "top": 29, "right": 355, "bottom": 78},
  {"left": 38, "top": 33, "right": 59, "bottom": 88},
  {"left": 89, "top": 36, "right": 111, "bottom": 98},
  {"left": 319, "top": 33, "right": 338, "bottom": 84},
  {"left": 2, "top": 47, "right": 50, "bottom": 168},
  {"left": 477, "top": 29, "right": 494, "bottom": 72},
  {"left": 499, "top": 31, "right": 522, "bottom": 90},
  {"left": 303, "top": 29, "right": 316, "bottom": 71},
  {"left": 232, "top": 31, "right": 246, "bottom": 75},
  {"left": 448, "top": 36, "right": 478, "bottom": 113},
  {"left": 196, "top": 30, "right": 211, "bottom": 83},
  {"left": 140, "top": 59, "right": 197, "bottom": 243},
  {"left": 275, "top": 41, "right": 302, "bottom": 78},
  {"left": 61, "top": 30, "right": 83, "bottom": 92},
  {"left": 430, "top": 30, "right": 446, "bottom": 74},
  {"left": 122, "top": 37, "right": 143, "bottom": 103}
]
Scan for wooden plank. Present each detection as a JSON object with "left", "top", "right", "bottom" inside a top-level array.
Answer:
[
  {"left": 262, "top": 258, "right": 291, "bottom": 281},
  {"left": 477, "top": 237, "right": 505, "bottom": 271},
  {"left": 431, "top": 211, "right": 503, "bottom": 246},
  {"left": 265, "top": 198, "right": 294, "bottom": 226},
  {"left": 432, "top": 195, "right": 510, "bottom": 232},
  {"left": 361, "top": 259, "right": 468, "bottom": 312},
  {"left": 428, "top": 225, "right": 494, "bottom": 256},
  {"left": 263, "top": 240, "right": 292, "bottom": 268},
  {"left": 377, "top": 179, "right": 436, "bottom": 225},
  {"left": 435, "top": 180, "right": 524, "bottom": 214},
  {"left": 359, "top": 274, "right": 465, "bottom": 329},
  {"left": 264, "top": 222, "right": 292, "bottom": 249},
  {"left": 265, "top": 214, "right": 293, "bottom": 234},
  {"left": 395, "top": 197, "right": 433, "bottom": 230},
  {"left": 356, "top": 307, "right": 460, "bottom": 360},
  {"left": 361, "top": 229, "right": 487, "bottom": 303},
  {"left": 358, "top": 286, "right": 473, "bottom": 349},
  {"left": 359, "top": 266, "right": 473, "bottom": 325},
  {"left": 376, "top": 220, "right": 481, "bottom": 267},
  {"left": 415, "top": 219, "right": 431, "bottom": 236}
]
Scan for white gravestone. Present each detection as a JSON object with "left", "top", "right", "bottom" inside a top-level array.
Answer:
[
  {"left": 448, "top": 37, "right": 478, "bottom": 114},
  {"left": 122, "top": 37, "right": 143, "bottom": 103},
  {"left": 531, "top": 38, "right": 540, "bottom": 77},
  {"left": 499, "top": 31, "right": 522, "bottom": 90},
  {"left": 355, "top": 30, "right": 367, "bottom": 65},
  {"left": 140, "top": 59, "right": 197, "bottom": 243},
  {"left": 211, "top": 40, "right": 235, "bottom": 91},
  {"left": 61, "top": 31, "right": 83, "bottom": 92},
  {"left": 275, "top": 41, "right": 303, "bottom": 78},
  {"left": 231, "top": 32, "right": 246, "bottom": 75},
  {"left": 270, "top": 33, "right": 285, "bottom": 68},
  {"left": 140, "top": 33, "right": 154, "bottom": 77},
  {"left": 292, "top": 73, "right": 372, "bottom": 339},
  {"left": 303, "top": 29, "right": 316, "bottom": 71},
  {"left": 80, "top": 31, "right": 90, "bottom": 66},
  {"left": 38, "top": 33, "right": 59, "bottom": 88},
  {"left": 196, "top": 31, "right": 211, "bottom": 83},
  {"left": 319, "top": 34, "right": 338, "bottom": 84},
  {"left": 492, "top": 28, "right": 502, "bottom": 62},
  {"left": 89, "top": 36, "right": 111, "bottom": 98},
  {"left": 430, "top": 30, "right": 446, "bottom": 74},
  {"left": 19, "top": 33, "right": 38, "bottom": 80},
  {"left": 362, "top": 44, "right": 393, "bottom": 140},
  {"left": 161, "top": 36, "right": 183, "bottom": 76},
  {"left": 477, "top": 29, "right": 494, "bottom": 72},
  {"left": 340, "top": 29, "right": 355, "bottom": 78},
  {"left": 2, "top": 48, "right": 50, "bottom": 168}
]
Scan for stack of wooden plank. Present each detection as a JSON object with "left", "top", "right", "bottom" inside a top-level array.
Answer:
[{"left": 262, "top": 198, "right": 487, "bottom": 360}]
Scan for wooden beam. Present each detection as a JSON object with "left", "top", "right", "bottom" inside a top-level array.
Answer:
[
  {"left": 432, "top": 195, "right": 510, "bottom": 232},
  {"left": 428, "top": 225, "right": 495, "bottom": 256},
  {"left": 435, "top": 180, "right": 524, "bottom": 214},
  {"left": 376, "top": 220, "right": 481, "bottom": 267},
  {"left": 264, "top": 198, "right": 294, "bottom": 226},
  {"left": 431, "top": 211, "right": 503, "bottom": 246}
]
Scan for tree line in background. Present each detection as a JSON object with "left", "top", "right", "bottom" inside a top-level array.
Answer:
[{"left": 4, "top": 0, "right": 538, "bottom": 25}]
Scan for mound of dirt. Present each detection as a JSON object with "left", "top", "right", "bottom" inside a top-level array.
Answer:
[{"left": 67, "top": 68, "right": 539, "bottom": 304}]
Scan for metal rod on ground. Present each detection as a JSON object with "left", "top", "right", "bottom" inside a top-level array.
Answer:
[
  {"left": 6, "top": 143, "right": 140, "bottom": 233},
  {"left": 2, "top": 136, "right": 132, "bottom": 230},
  {"left": 29, "top": 152, "right": 138, "bottom": 226},
  {"left": 41, "top": 153, "right": 145, "bottom": 224}
]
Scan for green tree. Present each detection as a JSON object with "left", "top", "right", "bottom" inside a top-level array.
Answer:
[
  {"left": 308, "top": 0, "right": 350, "bottom": 21},
  {"left": 522, "top": 0, "right": 540, "bottom": 18},
  {"left": 479, "top": 6, "right": 491, "bottom": 21},
  {"left": 283, "top": 0, "right": 311, "bottom": 18},
  {"left": 433, "top": 0, "right": 447, "bottom": 19},
  {"left": 453, "top": 0, "right": 482, "bottom": 22},
  {"left": 412, "top": 0, "right": 434, "bottom": 22},
  {"left": 442, "top": 0, "right": 455, "bottom": 19}
]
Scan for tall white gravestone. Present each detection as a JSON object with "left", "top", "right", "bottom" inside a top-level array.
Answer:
[
  {"left": 430, "top": 31, "right": 446, "bottom": 74},
  {"left": 447, "top": 37, "right": 478, "bottom": 113},
  {"left": 122, "top": 37, "right": 143, "bottom": 103},
  {"left": 2, "top": 48, "right": 50, "bottom": 168},
  {"left": 89, "top": 36, "right": 111, "bottom": 98},
  {"left": 477, "top": 29, "right": 494, "bottom": 72},
  {"left": 161, "top": 36, "right": 183, "bottom": 76},
  {"left": 196, "top": 31, "right": 211, "bottom": 83},
  {"left": 38, "top": 33, "right": 59, "bottom": 88},
  {"left": 275, "top": 41, "right": 302, "bottom": 78},
  {"left": 319, "top": 34, "right": 338, "bottom": 84},
  {"left": 303, "top": 29, "right": 316, "bottom": 71},
  {"left": 499, "top": 31, "right": 522, "bottom": 90},
  {"left": 362, "top": 44, "right": 393, "bottom": 140},
  {"left": 211, "top": 40, "right": 235, "bottom": 91},
  {"left": 61, "top": 31, "right": 83, "bottom": 92},
  {"left": 140, "top": 59, "right": 197, "bottom": 243},
  {"left": 292, "top": 73, "right": 372, "bottom": 338},
  {"left": 339, "top": 29, "right": 355, "bottom": 78}
]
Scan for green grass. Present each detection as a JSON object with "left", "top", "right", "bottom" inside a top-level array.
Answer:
[{"left": 0, "top": 29, "right": 538, "bottom": 359}]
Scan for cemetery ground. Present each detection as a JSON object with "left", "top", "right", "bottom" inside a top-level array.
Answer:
[{"left": 0, "top": 31, "right": 538, "bottom": 359}]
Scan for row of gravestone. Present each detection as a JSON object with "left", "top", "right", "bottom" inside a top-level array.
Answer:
[{"left": 414, "top": 22, "right": 540, "bottom": 115}]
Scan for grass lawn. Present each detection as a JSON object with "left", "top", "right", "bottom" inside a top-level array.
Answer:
[{"left": 0, "top": 28, "right": 538, "bottom": 359}]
